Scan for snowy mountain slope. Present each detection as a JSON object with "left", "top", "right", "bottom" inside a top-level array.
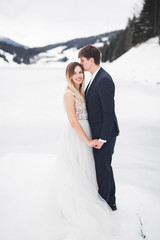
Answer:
[{"left": 105, "top": 37, "right": 160, "bottom": 85}]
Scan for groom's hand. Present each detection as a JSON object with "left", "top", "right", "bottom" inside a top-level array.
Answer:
[{"left": 94, "top": 140, "right": 104, "bottom": 149}]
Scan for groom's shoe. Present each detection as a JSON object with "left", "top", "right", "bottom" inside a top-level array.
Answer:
[{"left": 109, "top": 203, "right": 117, "bottom": 211}]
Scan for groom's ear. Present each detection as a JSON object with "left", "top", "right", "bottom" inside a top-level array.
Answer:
[{"left": 90, "top": 57, "right": 95, "bottom": 64}]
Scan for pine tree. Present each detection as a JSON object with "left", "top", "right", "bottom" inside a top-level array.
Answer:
[
  {"left": 102, "top": 0, "right": 160, "bottom": 62},
  {"left": 132, "top": 0, "right": 160, "bottom": 45}
]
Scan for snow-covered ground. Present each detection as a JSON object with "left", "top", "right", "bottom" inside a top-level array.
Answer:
[{"left": 0, "top": 37, "right": 160, "bottom": 240}]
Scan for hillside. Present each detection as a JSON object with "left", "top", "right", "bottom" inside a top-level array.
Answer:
[{"left": 105, "top": 37, "right": 160, "bottom": 85}]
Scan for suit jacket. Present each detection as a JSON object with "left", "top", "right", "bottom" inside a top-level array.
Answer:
[{"left": 85, "top": 67, "right": 119, "bottom": 140}]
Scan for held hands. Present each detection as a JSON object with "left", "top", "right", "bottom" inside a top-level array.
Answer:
[
  {"left": 89, "top": 139, "right": 98, "bottom": 147},
  {"left": 89, "top": 139, "right": 104, "bottom": 149},
  {"left": 93, "top": 140, "right": 104, "bottom": 149}
]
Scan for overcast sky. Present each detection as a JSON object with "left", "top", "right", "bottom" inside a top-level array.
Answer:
[{"left": 0, "top": 0, "right": 143, "bottom": 47}]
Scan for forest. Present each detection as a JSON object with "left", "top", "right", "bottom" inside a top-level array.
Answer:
[{"left": 102, "top": 0, "right": 160, "bottom": 62}]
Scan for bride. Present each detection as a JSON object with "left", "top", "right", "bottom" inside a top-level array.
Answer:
[{"left": 54, "top": 62, "right": 115, "bottom": 240}]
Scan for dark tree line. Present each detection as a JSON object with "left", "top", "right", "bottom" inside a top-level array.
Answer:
[{"left": 102, "top": 0, "right": 160, "bottom": 62}]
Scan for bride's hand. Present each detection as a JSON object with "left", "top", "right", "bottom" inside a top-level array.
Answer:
[{"left": 89, "top": 139, "right": 98, "bottom": 147}]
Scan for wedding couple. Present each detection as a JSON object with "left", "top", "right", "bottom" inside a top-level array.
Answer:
[{"left": 55, "top": 45, "right": 119, "bottom": 239}]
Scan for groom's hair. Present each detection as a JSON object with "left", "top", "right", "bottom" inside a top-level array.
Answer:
[{"left": 78, "top": 45, "right": 100, "bottom": 65}]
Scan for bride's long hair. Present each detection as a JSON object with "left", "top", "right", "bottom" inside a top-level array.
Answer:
[{"left": 66, "top": 62, "right": 85, "bottom": 104}]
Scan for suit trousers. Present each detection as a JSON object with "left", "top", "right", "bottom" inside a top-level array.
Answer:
[{"left": 93, "top": 136, "right": 116, "bottom": 204}]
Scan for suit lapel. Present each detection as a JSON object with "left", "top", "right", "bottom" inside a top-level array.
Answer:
[
  {"left": 85, "top": 81, "right": 90, "bottom": 97},
  {"left": 86, "top": 67, "right": 103, "bottom": 98}
]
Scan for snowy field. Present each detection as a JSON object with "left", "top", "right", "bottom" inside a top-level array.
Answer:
[{"left": 0, "top": 38, "right": 160, "bottom": 240}]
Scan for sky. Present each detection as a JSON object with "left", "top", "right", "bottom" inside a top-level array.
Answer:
[{"left": 0, "top": 0, "right": 143, "bottom": 47}]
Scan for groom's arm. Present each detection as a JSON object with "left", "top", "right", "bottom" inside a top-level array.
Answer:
[{"left": 98, "top": 77, "right": 115, "bottom": 141}]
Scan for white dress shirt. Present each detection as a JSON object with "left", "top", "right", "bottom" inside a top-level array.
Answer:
[{"left": 87, "top": 67, "right": 101, "bottom": 92}]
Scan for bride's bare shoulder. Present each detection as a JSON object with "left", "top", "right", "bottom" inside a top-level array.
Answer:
[
  {"left": 64, "top": 88, "right": 75, "bottom": 104},
  {"left": 64, "top": 88, "right": 75, "bottom": 96}
]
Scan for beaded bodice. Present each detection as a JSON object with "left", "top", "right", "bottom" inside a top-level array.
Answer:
[
  {"left": 75, "top": 98, "right": 88, "bottom": 120},
  {"left": 64, "top": 90, "right": 88, "bottom": 120}
]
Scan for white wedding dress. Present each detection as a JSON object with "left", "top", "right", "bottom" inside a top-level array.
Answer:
[{"left": 54, "top": 90, "right": 115, "bottom": 240}]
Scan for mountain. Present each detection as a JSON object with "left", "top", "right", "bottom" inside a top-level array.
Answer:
[
  {"left": 0, "top": 30, "right": 120, "bottom": 66},
  {"left": 0, "top": 36, "right": 29, "bottom": 49}
]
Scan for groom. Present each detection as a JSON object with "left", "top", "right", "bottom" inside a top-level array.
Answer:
[{"left": 78, "top": 45, "right": 119, "bottom": 211}]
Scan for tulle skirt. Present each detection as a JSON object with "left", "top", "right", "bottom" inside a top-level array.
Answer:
[{"left": 54, "top": 120, "right": 115, "bottom": 240}]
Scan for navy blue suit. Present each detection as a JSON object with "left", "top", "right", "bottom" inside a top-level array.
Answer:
[{"left": 85, "top": 67, "right": 119, "bottom": 204}]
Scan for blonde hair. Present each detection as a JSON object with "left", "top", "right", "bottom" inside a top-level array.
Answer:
[{"left": 66, "top": 62, "right": 85, "bottom": 103}]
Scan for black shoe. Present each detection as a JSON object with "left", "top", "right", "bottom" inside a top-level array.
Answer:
[{"left": 109, "top": 203, "right": 117, "bottom": 211}]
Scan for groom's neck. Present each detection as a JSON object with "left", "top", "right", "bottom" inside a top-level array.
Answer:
[{"left": 89, "top": 64, "right": 100, "bottom": 75}]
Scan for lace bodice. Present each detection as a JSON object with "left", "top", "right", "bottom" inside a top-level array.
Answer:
[{"left": 64, "top": 90, "right": 88, "bottom": 120}]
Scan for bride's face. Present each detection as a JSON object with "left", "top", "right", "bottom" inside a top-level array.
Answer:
[{"left": 71, "top": 65, "right": 84, "bottom": 88}]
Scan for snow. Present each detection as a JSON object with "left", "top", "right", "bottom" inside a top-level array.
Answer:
[
  {"left": 0, "top": 49, "right": 28, "bottom": 67},
  {"left": 36, "top": 46, "right": 67, "bottom": 65},
  {"left": 0, "top": 37, "right": 160, "bottom": 239},
  {"left": 105, "top": 37, "right": 160, "bottom": 85}
]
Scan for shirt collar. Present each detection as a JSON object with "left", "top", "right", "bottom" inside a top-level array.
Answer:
[{"left": 91, "top": 67, "right": 101, "bottom": 81}]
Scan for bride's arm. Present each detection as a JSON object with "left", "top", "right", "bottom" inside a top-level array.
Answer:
[{"left": 64, "top": 92, "right": 96, "bottom": 146}]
